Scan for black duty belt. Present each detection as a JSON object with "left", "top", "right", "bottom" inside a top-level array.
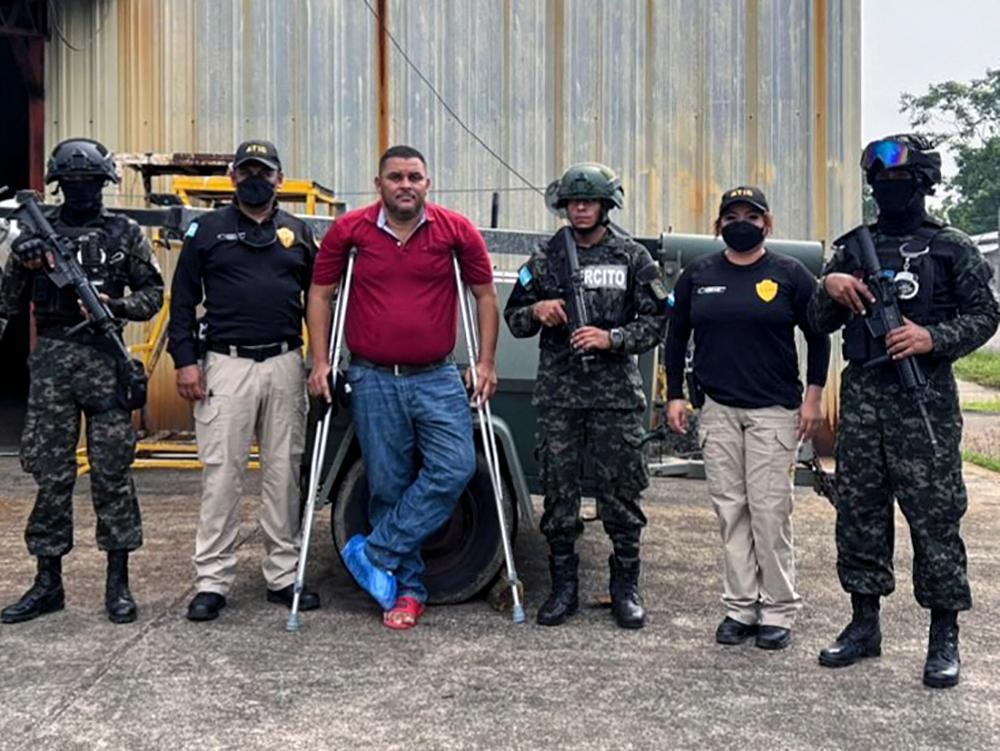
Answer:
[
  {"left": 350, "top": 356, "right": 452, "bottom": 376},
  {"left": 206, "top": 338, "right": 301, "bottom": 362}
]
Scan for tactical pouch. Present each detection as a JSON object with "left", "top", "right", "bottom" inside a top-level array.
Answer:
[
  {"left": 686, "top": 370, "right": 705, "bottom": 409},
  {"left": 117, "top": 357, "right": 149, "bottom": 411}
]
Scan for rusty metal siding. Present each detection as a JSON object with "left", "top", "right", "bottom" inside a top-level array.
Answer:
[{"left": 44, "top": 0, "right": 860, "bottom": 430}]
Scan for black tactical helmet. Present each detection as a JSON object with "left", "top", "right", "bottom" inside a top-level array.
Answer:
[
  {"left": 45, "top": 138, "right": 120, "bottom": 184},
  {"left": 545, "top": 162, "right": 625, "bottom": 213},
  {"left": 860, "top": 133, "right": 942, "bottom": 191}
]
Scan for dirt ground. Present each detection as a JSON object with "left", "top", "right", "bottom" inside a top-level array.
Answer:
[{"left": 1, "top": 457, "right": 999, "bottom": 751}]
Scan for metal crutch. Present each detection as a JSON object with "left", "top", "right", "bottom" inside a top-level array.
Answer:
[
  {"left": 286, "top": 248, "right": 358, "bottom": 632},
  {"left": 452, "top": 253, "right": 526, "bottom": 624}
]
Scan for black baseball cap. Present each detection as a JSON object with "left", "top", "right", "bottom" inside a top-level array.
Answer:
[
  {"left": 233, "top": 139, "right": 281, "bottom": 170},
  {"left": 719, "top": 186, "right": 769, "bottom": 215}
]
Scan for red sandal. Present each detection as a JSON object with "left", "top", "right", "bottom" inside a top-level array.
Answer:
[{"left": 383, "top": 596, "right": 425, "bottom": 630}]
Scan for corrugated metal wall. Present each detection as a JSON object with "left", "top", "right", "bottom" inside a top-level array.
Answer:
[{"left": 45, "top": 0, "right": 861, "bottom": 430}]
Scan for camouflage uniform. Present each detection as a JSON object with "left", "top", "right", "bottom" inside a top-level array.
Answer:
[
  {"left": 0, "top": 206, "right": 163, "bottom": 556},
  {"left": 808, "top": 222, "right": 999, "bottom": 610},
  {"left": 504, "top": 230, "right": 666, "bottom": 549}
]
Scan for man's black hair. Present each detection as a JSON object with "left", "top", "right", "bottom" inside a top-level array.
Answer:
[{"left": 378, "top": 145, "right": 427, "bottom": 174}]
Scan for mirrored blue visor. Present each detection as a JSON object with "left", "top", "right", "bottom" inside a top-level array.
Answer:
[{"left": 861, "top": 140, "right": 910, "bottom": 171}]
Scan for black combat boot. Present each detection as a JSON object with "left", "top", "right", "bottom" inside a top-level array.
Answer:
[
  {"left": 923, "top": 609, "right": 960, "bottom": 689},
  {"left": 105, "top": 550, "right": 137, "bottom": 624},
  {"left": 609, "top": 551, "right": 645, "bottom": 630},
  {"left": 1, "top": 556, "right": 65, "bottom": 624},
  {"left": 818, "top": 593, "right": 881, "bottom": 668},
  {"left": 536, "top": 549, "right": 579, "bottom": 626}
]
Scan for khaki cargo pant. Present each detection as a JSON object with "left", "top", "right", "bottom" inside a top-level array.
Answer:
[
  {"left": 192, "top": 350, "right": 307, "bottom": 595},
  {"left": 699, "top": 396, "right": 802, "bottom": 628}
]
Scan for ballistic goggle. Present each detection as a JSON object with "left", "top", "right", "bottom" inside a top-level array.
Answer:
[{"left": 860, "top": 139, "right": 912, "bottom": 171}]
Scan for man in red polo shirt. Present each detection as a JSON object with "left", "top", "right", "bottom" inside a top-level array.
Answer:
[{"left": 306, "top": 145, "right": 498, "bottom": 628}]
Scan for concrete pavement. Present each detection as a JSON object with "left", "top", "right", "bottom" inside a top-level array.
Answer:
[{"left": 1, "top": 458, "right": 999, "bottom": 750}]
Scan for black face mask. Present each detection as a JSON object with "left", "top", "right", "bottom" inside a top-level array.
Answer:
[
  {"left": 60, "top": 178, "right": 105, "bottom": 212},
  {"left": 872, "top": 177, "right": 925, "bottom": 234},
  {"left": 721, "top": 221, "right": 765, "bottom": 253},
  {"left": 236, "top": 174, "right": 276, "bottom": 208}
]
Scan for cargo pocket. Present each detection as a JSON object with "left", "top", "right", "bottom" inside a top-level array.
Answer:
[
  {"left": 619, "top": 424, "right": 649, "bottom": 492},
  {"left": 193, "top": 396, "right": 226, "bottom": 465},
  {"left": 768, "top": 424, "right": 799, "bottom": 497},
  {"left": 19, "top": 411, "right": 40, "bottom": 475}
]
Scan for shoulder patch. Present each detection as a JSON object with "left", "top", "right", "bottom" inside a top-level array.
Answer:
[
  {"left": 517, "top": 264, "right": 533, "bottom": 288},
  {"left": 185, "top": 221, "right": 199, "bottom": 239}
]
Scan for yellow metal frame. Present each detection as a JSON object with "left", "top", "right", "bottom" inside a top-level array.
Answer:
[{"left": 171, "top": 176, "right": 342, "bottom": 215}]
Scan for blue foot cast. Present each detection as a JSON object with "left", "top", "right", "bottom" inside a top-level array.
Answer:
[{"left": 341, "top": 534, "right": 397, "bottom": 611}]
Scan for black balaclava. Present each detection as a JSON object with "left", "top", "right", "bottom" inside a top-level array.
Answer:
[
  {"left": 236, "top": 174, "right": 277, "bottom": 208},
  {"left": 871, "top": 172, "right": 926, "bottom": 235},
  {"left": 721, "top": 221, "right": 766, "bottom": 253},
  {"left": 58, "top": 177, "right": 105, "bottom": 223}
]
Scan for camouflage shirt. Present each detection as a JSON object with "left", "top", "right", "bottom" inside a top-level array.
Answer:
[
  {"left": 808, "top": 220, "right": 999, "bottom": 369},
  {"left": 504, "top": 228, "right": 667, "bottom": 409},
  {"left": 0, "top": 205, "right": 164, "bottom": 338}
]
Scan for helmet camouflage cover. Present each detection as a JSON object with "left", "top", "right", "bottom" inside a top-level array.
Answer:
[{"left": 545, "top": 162, "right": 625, "bottom": 213}]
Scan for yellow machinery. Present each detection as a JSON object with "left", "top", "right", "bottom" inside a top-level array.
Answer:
[{"left": 77, "top": 159, "right": 345, "bottom": 474}]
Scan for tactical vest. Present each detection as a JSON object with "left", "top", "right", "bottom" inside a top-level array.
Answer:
[
  {"left": 841, "top": 221, "right": 958, "bottom": 365},
  {"left": 538, "top": 230, "right": 635, "bottom": 359},
  {"left": 33, "top": 215, "right": 130, "bottom": 330}
]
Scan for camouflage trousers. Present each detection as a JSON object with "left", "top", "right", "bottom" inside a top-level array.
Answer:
[
  {"left": 536, "top": 407, "right": 648, "bottom": 550},
  {"left": 19, "top": 337, "right": 142, "bottom": 557},
  {"left": 835, "top": 363, "right": 970, "bottom": 610}
]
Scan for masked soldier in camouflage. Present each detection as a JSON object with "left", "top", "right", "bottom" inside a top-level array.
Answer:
[
  {"left": 0, "top": 138, "right": 164, "bottom": 625},
  {"left": 808, "top": 134, "right": 999, "bottom": 688},
  {"left": 504, "top": 163, "right": 667, "bottom": 629}
]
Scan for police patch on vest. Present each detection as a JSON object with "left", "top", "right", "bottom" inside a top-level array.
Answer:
[
  {"left": 755, "top": 278, "right": 778, "bottom": 302},
  {"left": 582, "top": 265, "right": 627, "bottom": 290},
  {"left": 277, "top": 227, "right": 295, "bottom": 248},
  {"left": 696, "top": 285, "right": 726, "bottom": 295}
]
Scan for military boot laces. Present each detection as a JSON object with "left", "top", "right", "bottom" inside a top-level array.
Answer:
[
  {"left": 818, "top": 593, "right": 881, "bottom": 668},
  {"left": 923, "top": 610, "right": 960, "bottom": 689},
  {"left": 105, "top": 551, "right": 137, "bottom": 624},
  {"left": 0, "top": 556, "right": 65, "bottom": 624},
  {"left": 609, "top": 554, "right": 645, "bottom": 630},
  {"left": 537, "top": 553, "right": 579, "bottom": 626}
]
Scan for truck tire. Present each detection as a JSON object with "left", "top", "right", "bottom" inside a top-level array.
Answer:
[{"left": 331, "top": 454, "right": 517, "bottom": 605}]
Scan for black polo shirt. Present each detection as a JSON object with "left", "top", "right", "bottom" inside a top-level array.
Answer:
[
  {"left": 665, "top": 250, "right": 829, "bottom": 409},
  {"left": 167, "top": 203, "right": 316, "bottom": 368}
]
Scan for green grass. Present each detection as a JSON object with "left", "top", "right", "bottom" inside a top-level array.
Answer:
[
  {"left": 954, "top": 350, "right": 1000, "bottom": 389},
  {"left": 963, "top": 451, "right": 1000, "bottom": 473},
  {"left": 962, "top": 399, "right": 1000, "bottom": 413}
]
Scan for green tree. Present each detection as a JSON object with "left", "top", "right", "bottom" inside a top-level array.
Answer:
[{"left": 901, "top": 68, "right": 1000, "bottom": 234}]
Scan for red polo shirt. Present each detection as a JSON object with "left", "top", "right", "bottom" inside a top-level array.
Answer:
[{"left": 314, "top": 201, "right": 494, "bottom": 364}]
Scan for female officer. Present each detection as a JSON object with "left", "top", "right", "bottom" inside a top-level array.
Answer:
[{"left": 664, "top": 186, "right": 829, "bottom": 650}]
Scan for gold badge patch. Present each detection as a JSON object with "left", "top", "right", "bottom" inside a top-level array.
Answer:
[
  {"left": 755, "top": 278, "right": 778, "bottom": 302},
  {"left": 276, "top": 227, "right": 295, "bottom": 248}
]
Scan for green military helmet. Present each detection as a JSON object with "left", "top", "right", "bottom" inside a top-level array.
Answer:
[
  {"left": 45, "top": 138, "right": 120, "bottom": 184},
  {"left": 544, "top": 162, "right": 625, "bottom": 216},
  {"left": 860, "top": 133, "right": 942, "bottom": 192}
]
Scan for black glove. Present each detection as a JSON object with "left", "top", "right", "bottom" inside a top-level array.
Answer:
[{"left": 11, "top": 235, "right": 47, "bottom": 265}]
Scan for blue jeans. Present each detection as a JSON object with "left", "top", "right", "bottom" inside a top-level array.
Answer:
[{"left": 347, "top": 362, "right": 475, "bottom": 603}]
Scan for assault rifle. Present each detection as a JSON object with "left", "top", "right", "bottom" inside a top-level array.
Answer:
[
  {"left": 855, "top": 225, "right": 937, "bottom": 451},
  {"left": 554, "top": 226, "right": 597, "bottom": 371},
  {"left": 15, "top": 190, "right": 147, "bottom": 410}
]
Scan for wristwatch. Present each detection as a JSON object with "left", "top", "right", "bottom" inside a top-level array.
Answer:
[{"left": 609, "top": 328, "right": 625, "bottom": 351}]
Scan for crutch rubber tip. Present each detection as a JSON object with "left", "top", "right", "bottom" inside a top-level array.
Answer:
[
  {"left": 285, "top": 614, "right": 301, "bottom": 632},
  {"left": 512, "top": 605, "right": 526, "bottom": 624}
]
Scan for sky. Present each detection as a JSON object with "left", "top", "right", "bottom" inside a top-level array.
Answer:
[{"left": 862, "top": 0, "right": 1000, "bottom": 179}]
